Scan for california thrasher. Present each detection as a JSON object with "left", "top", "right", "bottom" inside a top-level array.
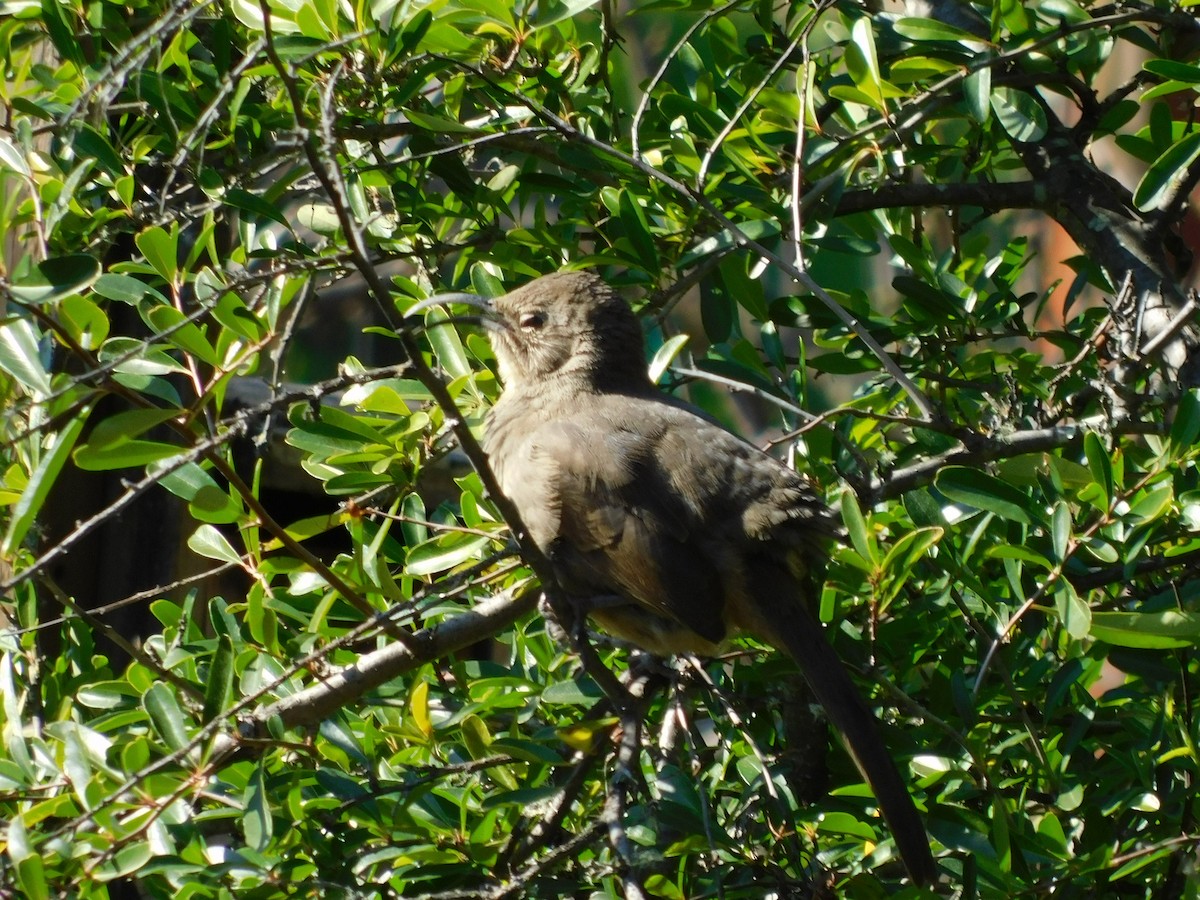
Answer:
[{"left": 412, "top": 271, "right": 936, "bottom": 884}]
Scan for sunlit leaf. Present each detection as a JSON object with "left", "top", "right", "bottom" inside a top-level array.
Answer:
[
  {"left": 893, "top": 16, "right": 988, "bottom": 42},
  {"left": 188, "top": 524, "right": 244, "bottom": 565},
  {"left": 1134, "top": 131, "right": 1200, "bottom": 212},
  {"left": 202, "top": 634, "right": 235, "bottom": 723},
  {"left": 1052, "top": 580, "right": 1090, "bottom": 639},
  {"left": 241, "top": 763, "right": 271, "bottom": 852},
  {"left": 935, "top": 466, "right": 1039, "bottom": 524},
  {"left": 0, "top": 136, "right": 30, "bottom": 177},
  {"left": 7, "top": 255, "right": 100, "bottom": 304},
  {"left": 135, "top": 225, "right": 179, "bottom": 284},
  {"left": 1090, "top": 610, "right": 1200, "bottom": 648},
  {"left": 405, "top": 531, "right": 494, "bottom": 576},
  {"left": 143, "top": 682, "right": 190, "bottom": 753},
  {"left": 991, "top": 87, "right": 1047, "bottom": 141},
  {"left": 0, "top": 317, "right": 52, "bottom": 395},
  {"left": 2, "top": 404, "right": 90, "bottom": 555},
  {"left": 649, "top": 334, "right": 690, "bottom": 384}
]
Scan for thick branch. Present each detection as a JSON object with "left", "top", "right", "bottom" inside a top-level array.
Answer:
[
  {"left": 242, "top": 586, "right": 539, "bottom": 732},
  {"left": 835, "top": 180, "right": 1043, "bottom": 216},
  {"left": 867, "top": 421, "right": 1158, "bottom": 503}
]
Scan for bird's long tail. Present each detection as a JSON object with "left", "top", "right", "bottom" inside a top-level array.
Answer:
[{"left": 746, "top": 570, "right": 937, "bottom": 885}]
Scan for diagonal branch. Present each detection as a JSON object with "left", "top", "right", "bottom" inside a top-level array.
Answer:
[
  {"left": 246, "top": 584, "right": 539, "bottom": 731},
  {"left": 257, "top": 15, "right": 556, "bottom": 586}
]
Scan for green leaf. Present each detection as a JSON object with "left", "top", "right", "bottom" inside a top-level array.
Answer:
[
  {"left": 679, "top": 219, "right": 780, "bottom": 267},
  {"left": 242, "top": 762, "right": 272, "bottom": 852},
  {"left": 296, "top": 202, "right": 341, "bottom": 235},
  {"left": 846, "top": 17, "right": 884, "bottom": 108},
  {"left": 1083, "top": 431, "right": 1112, "bottom": 510},
  {"left": 405, "top": 532, "right": 493, "bottom": 576},
  {"left": 151, "top": 460, "right": 241, "bottom": 525},
  {"left": 61, "top": 725, "right": 94, "bottom": 811},
  {"left": 143, "top": 682, "right": 190, "bottom": 753},
  {"left": 60, "top": 294, "right": 110, "bottom": 348},
  {"left": 98, "top": 842, "right": 154, "bottom": 880},
  {"left": 146, "top": 305, "right": 220, "bottom": 365},
  {"left": 402, "top": 107, "right": 478, "bottom": 134},
  {"left": 14, "top": 855, "right": 47, "bottom": 900},
  {"left": 893, "top": 16, "right": 988, "bottom": 42},
  {"left": 225, "top": 187, "right": 291, "bottom": 229},
  {"left": 461, "top": 714, "right": 492, "bottom": 758},
  {"left": 964, "top": 66, "right": 991, "bottom": 125},
  {"left": 7, "top": 812, "right": 32, "bottom": 863},
  {"left": 90, "top": 407, "right": 182, "bottom": 448},
  {"left": 1142, "top": 59, "right": 1200, "bottom": 83},
  {"left": 881, "top": 526, "right": 942, "bottom": 577},
  {"left": 700, "top": 286, "right": 733, "bottom": 343},
  {"left": 827, "top": 83, "right": 885, "bottom": 111},
  {"left": 188, "top": 524, "right": 244, "bottom": 564},
  {"left": 1052, "top": 580, "right": 1090, "bottom": 639},
  {"left": 1051, "top": 500, "right": 1070, "bottom": 561},
  {"left": 211, "top": 289, "right": 265, "bottom": 341},
  {"left": 1037, "top": 0, "right": 1090, "bottom": 21},
  {"left": 542, "top": 677, "right": 605, "bottom": 705},
  {"left": 649, "top": 334, "right": 690, "bottom": 384},
  {"left": 2, "top": 404, "right": 91, "bottom": 555},
  {"left": 1134, "top": 131, "right": 1200, "bottom": 212},
  {"left": 991, "top": 87, "right": 1047, "bottom": 142},
  {"left": 839, "top": 487, "right": 877, "bottom": 565},
  {"left": 7, "top": 254, "right": 101, "bottom": 304},
  {"left": 423, "top": 305, "right": 474, "bottom": 380},
  {"left": 1089, "top": 610, "right": 1200, "bottom": 649},
  {"left": 1170, "top": 388, "right": 1200, "bottom": 452},
  {"left": 533, "top": 0, "right": 601, "bottom": 28},
  {"left": 904, "top": 489, "right": 944, "bottom": 529},
  {"left": 135, "top": 225, "right": 179, "bottom": 283},
  {"left": 98, "top": 336, "right": 189, "bottom": 376},
  {"left": 890, "top": 56, "right": 960, "bottom": 82},
  {"left": 878, "top": 526, "right": 943, "bottom": 611},
  {"left": 817, "top": 810, "right": 879, "bottom": 842},
  {"left": 0, "top": 317, "right": 52, "bottom": 395},
  {"left": 986, "top": 543, "right": 1052, "bottom": 569},
  {"left": 394, "top": 7, "right": 432, "bottom": 54},
  {"left": 618, "top": 189, "right": 659, "bottom": 271},
  {"left": 73, "top": 408, "right": 183, "bottom": 471},
  {"left": 1129, "top": 483, "right": 1173, "bottom": 525},
  {"left": 73, "top": 123, "right": 125, "bottom": 175},
  {"left": 202, "top": 633, "right": 235, "bottom": 723},
  {"left": 73, "top": 439, "right": 184, "bottom": 471},
  {"left": 935, "top": 466, "right": 1039, "bottom": 524},
  {"left": 0, "top": 136, "right": 30, "bottom": 177}
]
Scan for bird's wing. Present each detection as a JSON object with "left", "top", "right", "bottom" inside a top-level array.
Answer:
[
  {"left": 523, "top": 405, "right": 732, "bottom": 646},
  {"left": 636, "top": 398, "right": 833, "bottom": 550}
]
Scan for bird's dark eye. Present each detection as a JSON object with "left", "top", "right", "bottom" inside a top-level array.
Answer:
[{"left": 519, "top": 311, "right": 546, "bottom": 330}]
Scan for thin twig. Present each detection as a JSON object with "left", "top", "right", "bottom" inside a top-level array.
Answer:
[{"left": 629, "top": 0, "right": 744, "bottom": 160}]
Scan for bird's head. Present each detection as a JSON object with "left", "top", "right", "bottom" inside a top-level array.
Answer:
[{"left": 409, "top": 271, "right": 649, "bottom": 393}]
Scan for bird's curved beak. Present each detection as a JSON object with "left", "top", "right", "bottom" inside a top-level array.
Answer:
[{"left": 405, "top": 292, "right": 500, "bottom": 330}]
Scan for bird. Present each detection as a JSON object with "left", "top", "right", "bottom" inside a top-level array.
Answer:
[{"left": 410, "top": 270, "right": 937, "bottom": 885}]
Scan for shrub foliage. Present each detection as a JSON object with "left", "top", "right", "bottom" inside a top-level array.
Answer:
[{"left": 2, "top": 0, "right": 1200, "bottom": 895}]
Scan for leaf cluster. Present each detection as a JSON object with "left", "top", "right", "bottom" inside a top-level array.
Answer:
[{"left": 2, "top": 0, "right": 1200, "bottom": 896}]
